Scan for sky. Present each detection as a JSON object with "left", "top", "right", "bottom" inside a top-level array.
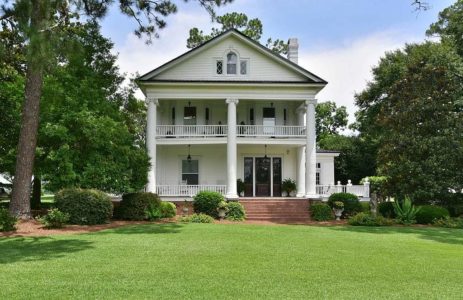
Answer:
[{"left": 99, "top": 0, "right": 455, "bottom": 124}]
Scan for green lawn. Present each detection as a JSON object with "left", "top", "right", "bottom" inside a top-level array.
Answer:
[{"left": 1, "top": 223, "right": 463, "bottom": 299}]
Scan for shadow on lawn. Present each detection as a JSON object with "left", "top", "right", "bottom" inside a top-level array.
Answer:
[
  {"left": 0, "top": 237, "right": 94, "bottom": 264},
  {"left": 98, "top": 223, "right": 185, "bottom": 235},
  {"left": 329, "top": 226, "right": 463, "bottom": 246}
]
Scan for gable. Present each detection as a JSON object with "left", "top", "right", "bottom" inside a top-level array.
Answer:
[{"left": 139, "top": 30, "right": 326, "bottom": 84}]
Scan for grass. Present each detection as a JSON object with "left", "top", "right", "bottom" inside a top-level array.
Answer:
[{"left": 1, "top": 223, "right": 463, "bottom": 299}]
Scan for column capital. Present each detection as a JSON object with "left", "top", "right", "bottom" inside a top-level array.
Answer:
[
  {"left": 226, "top": 98, "right": 239, "bottom": 105},
  {"left": 145, "top": 96, "right": 159, "bottom": 106},
  {"left": 305, "top": 98, "right": 317, "bottom": 106}
]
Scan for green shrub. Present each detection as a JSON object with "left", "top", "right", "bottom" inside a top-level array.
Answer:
[
  {"left": 378, "top": 202, "right": 396, "bottom": 218},
  {"left": 146, "top": 204, "right": 162, "bottom": 221},
  {"left": 226, "top": 201, "right": 246, "bottom": 221},
  {"left": 393, "top": 197, "right": 420, "bottom": 225},
  {"left": 327, "top": 193, "right": 361, "bottom": 217},
  {"left": 415, "top": 205, "right": 449, "bottom": 224},
  {"left": 310, "top": 203, "right": 333, "bottom": 221},
  {"left": 117, "top": 192, "right": 161, "bottom": 221},
  {"left": 348, "top": 212, "right": 393, "bottom": 226},
  {"left": 360, "top": 202, "right": 370, "bottom": 213},
  {"left": 160, "top": 202, "right": 177, "bottom": 218},
  {"left": 38, "top": 208, "right": 70, "bottom": 229},
  {"left": 55, "top": 188, "right": 113, "bottom": 225},
  {"left": 433, "top": 216, "right": 463, "bottom": 229},
  {"left": 193, "top": 191, "right": 224, "bottom": 218},
  {"left": 181, "top": 213, "right": 214, "bottom": 223},
  {"left": 0, "top": 208, "right": 17, "bottom": 232}
]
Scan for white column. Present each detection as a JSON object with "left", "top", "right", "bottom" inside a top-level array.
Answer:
[
  {"left": 305, "top": 99, "right": 318, "bottom": 198},
  {"left": 296, "top": 108, "right": 305, "bottom": 197},
  {"left": 146, "top": 96, "right": 158, "bottom": 193},
  {"left": 226, "top": 98, "right": 239, "bottom": 199}
]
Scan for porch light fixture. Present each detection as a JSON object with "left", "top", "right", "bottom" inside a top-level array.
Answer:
[
  {"left": 188, "top": 101, "right": 191, "bottom": 107},
  {"left": 187, "top": 145, "right": 192, "bottom": 162},
  {"left": 264, "top": 144, "right": 268, "bottom": 159},
  {"left": 270, "top": 102, "right": 273, "bottom": 107}
]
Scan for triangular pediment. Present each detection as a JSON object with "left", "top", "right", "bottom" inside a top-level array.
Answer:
[{"left": 138, "top": 29, "right": 326, "bottom": 84}]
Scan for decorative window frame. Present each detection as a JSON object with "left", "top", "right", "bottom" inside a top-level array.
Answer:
[{"left": 213, "top": 47, "right": 249, "bottom": 77}]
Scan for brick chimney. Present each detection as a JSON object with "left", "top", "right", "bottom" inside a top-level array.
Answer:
[{"left": 287, "top": 38, "right": 299, "bottom": 64}]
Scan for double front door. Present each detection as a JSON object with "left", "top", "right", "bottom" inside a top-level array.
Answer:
[{"left": 244, "top": 157, "right": 282, "bottom": 197}]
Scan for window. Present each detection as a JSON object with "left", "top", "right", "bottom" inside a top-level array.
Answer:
[
  {"left": 184, "top": 106, "right": 196, "bottom": 125},
  {"left": 205, "top": 108, "right": 210, "bottom": 125},
  {"left": 283, "top": 108, "right": 287, "bottom": 125},
  {"left": 316, "top": 163, "right": 321, "bottom": 168},
  {"left": 316, "top": 172, "right": 320, "bottom": 185},
  {"left": 240, "top": 60, "right": 247, "bottom": 75},
  {"left": 182, "top": 160, "right": 198, "bottom": 185},
  {"left": 249, "top": 108, "right": 255, "bottom": 125},
  {"left": 216, "top": 60, "right": 223, "bottom": 74},
  {"left": 227, "top": 52, "right": 237, "bottom": 74},
  {"left": 171, "top": 107, "right": 176, "bottom": 125}
]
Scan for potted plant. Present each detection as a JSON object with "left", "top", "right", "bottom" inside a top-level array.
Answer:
[
  {"left": 217, "top": 201, "right": 229, "bottom": 220},
  {"left": 332, "top": 201, "right": 344, "bottom": 220},
  {"left": 282, "top": 178, "right": 297, "bottom": 197},
  {"left": 182, "top": 200, "right": 189, "bottom": 216},
  {"left": 237, "top": 179, "right": 245, "bottom": 197}
]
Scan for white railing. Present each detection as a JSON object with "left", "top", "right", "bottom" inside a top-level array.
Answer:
[
  {"left": 237, "top": 125, "right": 305, "bottom": 137},
  {"left": 156, "top": 185, "right": 227, "bottom": 196},
  {"left": 317, "top": 184, "right": 370, "bottom": 199},
  {"left": 156, "top": 125, "right": 305, "bottom": 138},
  {"left": 157, "top": 125, "right": 228, "bottom": 138}
]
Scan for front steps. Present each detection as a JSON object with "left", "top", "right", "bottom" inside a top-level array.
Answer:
[{"left": 239, "top": 199, "right": 311, "bottom": 223}]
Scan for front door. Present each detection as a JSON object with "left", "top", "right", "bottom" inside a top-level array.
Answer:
[
  {"left": 255, "top": 157, "right": 271, "bottom": 196},
  {"left": 244, "top": 156, "right": 283, "bottom": 197}
]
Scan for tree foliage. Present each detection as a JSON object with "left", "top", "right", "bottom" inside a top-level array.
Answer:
[
  {"left": 1, "top": 0, "right": 231, "bottom": 217},
  {"left": 315, "top": 101, "right": 348, "bottom": 141},
  {"left": 355, "top": 42, "right": 463, "bottom": 204},
  {"left": 186, "top": 12, "right": 288, "bottom": 54}
]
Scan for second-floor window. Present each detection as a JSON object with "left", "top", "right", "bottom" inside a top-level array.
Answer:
[
  {"left": 227, "top": 52, "right": 237, "bottom": 74},
  {"left": 184, "top": 106, "right": 196, "bottom": 125}
]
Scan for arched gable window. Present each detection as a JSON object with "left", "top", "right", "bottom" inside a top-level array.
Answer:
[{"left": 227, "top": 52, "right": 237, "bottom": 74}]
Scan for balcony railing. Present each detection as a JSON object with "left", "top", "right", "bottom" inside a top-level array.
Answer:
[
  {"left": 156, "top": 185, "right": 227, "bottom": 196},
  {"left": 237, "top": 125, "right": 305, "bottom": 137},
  {"left": 156, "top": 125, "right": 305, "bottom": 138}
]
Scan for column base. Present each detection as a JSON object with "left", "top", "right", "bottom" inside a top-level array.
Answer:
[
  {"left": 226, "top": 193, "right": 239, "bottom": 200},
  {"left": 304, "top": 194, "right": 320, "bottom": 199},
  {"left": 296, "top": 192, "right": 306, "bottom": 198}
]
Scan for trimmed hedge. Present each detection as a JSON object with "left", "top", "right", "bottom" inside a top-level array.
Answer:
[
  {"left": 226, "top": 201, "right": 246, "bottom": 221},
  {"left": 55, "top": 188, "right": 113, "bottom": 225},
  {"left": 160, "top": 202, "right": 177, "bottom": 218},
  {"left": 311, "top": 203, "right": 333, "bottom": 221},
  {"left": 0, "top": 208, "right": 17, "bottom": 232},
  {"left": 117, "top": 192, "right": 161, "bottom": 221},
  {"left": 348, "top": 212, "right": 393, "bottom": 226},
  {"left": 193, "top": 191, "right": 224, "bottom": 218},
  {"left": 415, "top": 205, "right": 449, "bottom": 224},
  {"left": 327, "top": 193, "right": 361, "bottom": 218},
  {"left": 38, "top": 208, "right": 69, "bottom": 229},
  {"left": 378, "top": 202, "right": 396, "bottom": 218},
  {"left": 181, "top": 213, "right": 214, "bottom": 223}
]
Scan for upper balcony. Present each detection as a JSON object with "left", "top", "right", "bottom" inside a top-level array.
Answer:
[{"left": 156, "top": 125, "right": 306, "bottom": 145}]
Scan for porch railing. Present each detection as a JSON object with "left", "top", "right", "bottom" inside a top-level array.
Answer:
[
  {"left": 156, "top": 185, "right": 227, "bottom": 196},
  {"left": 317, "top": 184, "right": 370, "bottom": 199},
  {"left": 156, "top": 125, "right": 228, "bottom": 138},
  {"left": 237, "top": 125, "right": 305, "bottom": 137},
  {"left": 156, "top": 184, "right": 369, "bottom": 198}
]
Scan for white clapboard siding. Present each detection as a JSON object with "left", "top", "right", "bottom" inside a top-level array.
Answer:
[{"left": 156, "top": 35, "right": 307, "bottom": 82}]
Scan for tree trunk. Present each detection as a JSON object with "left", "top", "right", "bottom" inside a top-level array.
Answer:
[
  {"left": 31, "top": 175, "right": 42, "bottom": 210},
  {"left": 9, "top": 0, "right": 45, "bottom": 219}
]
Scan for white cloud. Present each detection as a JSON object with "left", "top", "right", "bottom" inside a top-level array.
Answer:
[
  {"left": 299, "top": 31, "right": 423, "bottom": 124},
  {"left": 114, "top": 11, "right": 211, "bottom": 79}
]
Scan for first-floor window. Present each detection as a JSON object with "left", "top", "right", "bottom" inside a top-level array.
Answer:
[
  {"left": 316, "top": 172, "right": 320, "bottom": 185},
  {"left": 182, "top": 160, "right": 198, "bottom": 185}
]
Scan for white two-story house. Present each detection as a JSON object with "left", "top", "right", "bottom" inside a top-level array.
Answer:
[{"left": 137, "top": 29, "right": 368, "bottom": 202}]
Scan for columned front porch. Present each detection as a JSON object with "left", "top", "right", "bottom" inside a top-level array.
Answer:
[{"left": 145, "top": 96, "right": 319, "bottom": 200}]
